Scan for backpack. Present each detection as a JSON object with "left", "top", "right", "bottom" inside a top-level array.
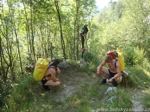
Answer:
[
  {"left": 116, "top": 50, "right": 125, "bottom": 71},
  {"left": 107, "top": 50, "right": 125, "bottom": 71},
  {"left": 33, "top": 58, "right": 50, "bottom": 81},
  {"left": 81, "top": 25, "right": 88, "bottom": 34}
]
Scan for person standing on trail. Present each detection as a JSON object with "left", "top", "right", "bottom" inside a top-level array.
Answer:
[
  {"left": 96, "top": 51, "right": 122, "bottom": 86},
  {"left": 80, "top": 25, "right": 88, "bottom": 51},
  {"left": 41, "top": 59, "right": 61, "bottom": 91}
]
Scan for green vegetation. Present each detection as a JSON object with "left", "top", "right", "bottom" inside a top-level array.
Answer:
[
  {"left": 1, "top": 0, "right": 150, "bottom": 111},
  {"left": 143, "top": 89, "right": 150, "bottom": 108},
  {"left": 1, "top": 63, "right": 150, "bottom": 112}
]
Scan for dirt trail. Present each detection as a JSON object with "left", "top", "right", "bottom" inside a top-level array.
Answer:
[
  {"left": 131, "top": 91, "right": 144, "bottom": 112},
  {"left": 51, "top": 69, "right": 96, "bottom": 102},
  {"left": 131, "top": 90, "right": 146, "bottom": 112},
  {"left": 48, "top": 68, "right": 148, "bottom": 111}
]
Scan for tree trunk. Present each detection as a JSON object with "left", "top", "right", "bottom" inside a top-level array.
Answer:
[
  {"left": 54, "top": 0, "right": 66, "bottom": 60},
  {"left": 14, "top": 27, "right": 24, "bottom": 76},
  {"left": 30, "top": 0, "right": 36, "bottom": 61},
  {"left": 74, "top": 21, "right": 76, "bottom": 60},
  {"left": 75, "top": 0, "right": 80, "bottom": 60},
  {"left": 22, "top": 1, "right": 31, "bottom": 59}
]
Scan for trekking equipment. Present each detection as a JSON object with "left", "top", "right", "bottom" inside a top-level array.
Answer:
[
  {"left": 100, "top": 79, "right": 107, "bottom": 85},
  {"left": 116, "top": 50, "right": 125, "bottom": 71},
  {"left": 107, "top": 49, "right": 125, "bottom": 71},
  {"left": 33, "top": 58, "right": 50, "bottom": 81},
  {"left": 80, "top": 25, "right": 88, "bottom": 34}
]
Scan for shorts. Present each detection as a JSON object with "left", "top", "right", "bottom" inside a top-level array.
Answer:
[
  {"left": 41, "top": 79, "right": 50, "bottom": 90},
  {"left": 108, "top": 69, "right": 117, "bottom": 78}
]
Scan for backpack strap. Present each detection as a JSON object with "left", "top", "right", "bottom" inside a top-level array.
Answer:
[
  {"left": 114, "top": 59, "right": 118, "bottom": 68},
  {"left": 48, "top": 65, "right": 55, "bottom": 69}
]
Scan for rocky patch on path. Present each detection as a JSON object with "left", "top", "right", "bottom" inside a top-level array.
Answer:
[{"left": 131, "top": 90, "right": 145, "bottom": 112}]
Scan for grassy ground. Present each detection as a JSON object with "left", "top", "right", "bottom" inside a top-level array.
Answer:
[{"left": 1, "top": 64, "right": 150, "bottom": 112}]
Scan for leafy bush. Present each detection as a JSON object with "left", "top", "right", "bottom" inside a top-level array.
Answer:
[
  {"left": 0, "top": 81, "right": 11, "bottom": 110},
  {"left": 121, "top": 66, "right": 150, "bottom": 88},
  {"left": 123, "top": 46, "right": 145, "bottom": 66},
  {"left": 141, "top": 58, "right": 150, "bottom": 70},
  {"left": 5, "top": 75, "right": 37, "bottom": 112},
  {"left": 84, "top": 52, "right": 100, "bottom": 65},
  {"left": 78, "top": 51, "right": 100, "bottom": 71}
]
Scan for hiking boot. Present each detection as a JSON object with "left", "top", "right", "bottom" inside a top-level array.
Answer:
[
  {"left": 43, "top": 85, "right": 51, "bottom": 91},
  {"left": 100, "top": 79, "right": 106, "bottom": 85},
  {"left": 112, "top": 79, "right": 118, "bottom": 87}
]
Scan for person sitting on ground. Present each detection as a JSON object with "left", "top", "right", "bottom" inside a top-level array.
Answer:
[
  {"left": 96, "top": 52, "right": 122, "bottom": 86},
  {"left": 41, "top": 59, "right": 61, "bottom": 90}
]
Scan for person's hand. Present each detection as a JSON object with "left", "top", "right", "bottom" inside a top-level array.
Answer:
[
  {"left": 96, "top": 70, "right": 101, "bottom": 75},
  {"left": 108, "top": 78, "right": 113, "bottom": 83},
  {"left": 57, "top": 68, "right": 61, "bottom": 74},
  {"left": 97, "top": 67, "right": 101, "bottom": 74},
  {"left": 56, "top": 78, "right": 59, "bottom": 81}
]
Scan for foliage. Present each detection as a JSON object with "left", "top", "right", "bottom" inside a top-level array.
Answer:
[
  {"left": 0, "top": 63, "right": 150, "bottom": 111},
  {"left": 82, "top": 51, "right": 100, "bottom": 65},
  {"left": 0, "top": 0, "right": 96, "bottom": 82},
  {"left": 105, "top": 89, "right": 132, "bottom": 109},
  {"left": 121, "top": 65, "right": 150, "bottom": 88},
  {"left": 143, "top": 90, "right": 150, "bottom": 108},
  {"left": 1, "top": 0, "right": 150, "bottom": 111},
  {"left": 5, "top": 76, "right": 36, "bottom": 111},
  {"left": 123, "top": 46, "right": 145, "bottom": 66},
  {"left": 0, "top": 81, "right": 11, "bottom": 110}
]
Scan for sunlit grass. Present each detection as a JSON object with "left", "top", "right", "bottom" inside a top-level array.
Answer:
[
  {"left": 2, "top": 63, "right": 150, "bottom": 112},
  {"left": 141, "top": 67, "right": 150, "bottom": 77},
  {"left": 121, "top": 65, "right": 150, "bottom": 88}
]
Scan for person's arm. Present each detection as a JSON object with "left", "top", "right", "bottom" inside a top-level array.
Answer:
[
  {"left": 109, "top": 61, "right": 122, "bottom": 82},
  {"left": 57, "top": 67, "right": 61, "bottom": 74},
  {"left": 97, "top": 60, "right": 106, "bottom": 74},
  {"left": 51, "top": 69, "right": 59, "bottom": 82}
]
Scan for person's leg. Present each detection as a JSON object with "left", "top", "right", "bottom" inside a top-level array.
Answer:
[
  {"left": 108, "top": 70, "right": 118, "bottom": 86},
  {"left": 97, "top": 67, "right": 109, "bottom": 79},
  {"left": 97, "top": 67, "right": 110, "bottom": 85},
  {"left": 41, "top": 79, "right": 51, "bottom": 91},
  {"left": 115, "top": 75, "right": 122, "bottom": 83},
  {"left": 45, "top": 80, "right": 60, "bottom": 87},
  {"left": 108, "top": 70, "right": 122, "bottom": 86}
]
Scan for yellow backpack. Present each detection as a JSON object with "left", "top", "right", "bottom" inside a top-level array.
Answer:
[
  {"left": 115, "top": 50, "right": 125, "bottom": 71},
  {"left": 33, "top": 58, "right": 50, "bottom": 81},
  {"left": 107, "top": 49, "right": 125, "bottom": 71}
]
